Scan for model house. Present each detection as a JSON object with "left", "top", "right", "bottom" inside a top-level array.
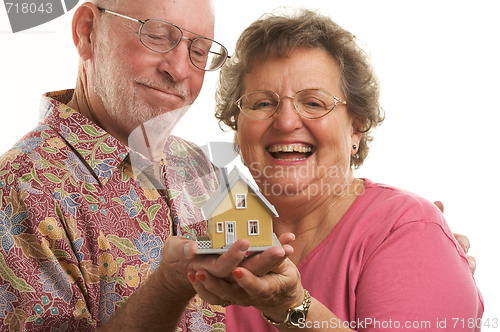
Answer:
[{"left": 196, "top": 167, "right": 280, "bottom": 254}]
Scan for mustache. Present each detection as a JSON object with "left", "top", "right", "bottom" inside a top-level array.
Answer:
[{"left": 134, "top": 76, "right": 189, "bottom": 100}]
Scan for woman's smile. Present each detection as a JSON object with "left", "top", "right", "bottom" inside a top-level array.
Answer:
[{"left": 267, "top": 143, "right": 314, "bottom": 161}]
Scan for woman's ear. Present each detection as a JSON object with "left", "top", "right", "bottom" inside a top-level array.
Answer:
[
  {"left": 235, "top": 132, "right": 240, "bottom": 146},
  {"left": 72, "top": 3, "right": 101, "bottom": 61},
  {"left": 351, "top": 118, "right": 364, "bottom": 146}
]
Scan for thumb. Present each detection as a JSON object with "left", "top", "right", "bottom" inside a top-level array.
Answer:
[
  {"left": 163, "top": 236, "right": 198, "bottom": 263},
  {"left": 433, "top": 201, "right": 444, "bottom": 213}
]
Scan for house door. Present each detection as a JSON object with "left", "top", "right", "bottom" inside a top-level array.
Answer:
[{"left": 225, "top": 221, "right": 236, "bottom": 245}]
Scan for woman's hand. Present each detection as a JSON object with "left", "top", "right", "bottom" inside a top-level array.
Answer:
[
  {"left": 188, "top": 233, "right": 302, "bottom": 322},
  {"left": 189, "top": 255, "right": 304, "bottom": 323}
]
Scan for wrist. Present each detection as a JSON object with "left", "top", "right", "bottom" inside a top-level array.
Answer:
[
  {"left": 262, "top": 288, "right": 311, "bottom": 329},
  {"left": 156, "top": 264, "right": 196, "bottom": 303}
]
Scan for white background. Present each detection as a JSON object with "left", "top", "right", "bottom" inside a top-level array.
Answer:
[{"left": 1, "top": 0, "right": 499, "bottom": 327}]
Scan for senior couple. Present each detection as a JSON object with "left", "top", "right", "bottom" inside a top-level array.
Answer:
[{"left": 0, "top": 0, "right": 482, "bottom": 331}]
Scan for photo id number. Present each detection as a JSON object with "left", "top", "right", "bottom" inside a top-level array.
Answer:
[
  {"left": 5, "top": 3, "right": 53, "bottom": 14},
  {"left": 452, "top": 318, "right": 498, "bottom": 329}
]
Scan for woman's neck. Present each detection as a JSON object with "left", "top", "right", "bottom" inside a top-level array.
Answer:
[{"left": 273, "top": 177, "right": 365, "bottom": 265}]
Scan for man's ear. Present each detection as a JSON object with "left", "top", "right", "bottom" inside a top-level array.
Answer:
[{"left": 72, "top": 3, "right": 101, "bottom": 61}]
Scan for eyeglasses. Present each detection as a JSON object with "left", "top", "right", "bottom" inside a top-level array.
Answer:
[
  {"left": 98, "top": 8, "right": 230, "bottom": 71},
  {"left": 235, "top": 89, "right": 347, "bottom": 120}
]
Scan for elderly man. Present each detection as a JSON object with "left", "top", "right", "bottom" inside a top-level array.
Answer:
[{"left": 0, "top": 0, "right": 291, "bottom": 331}]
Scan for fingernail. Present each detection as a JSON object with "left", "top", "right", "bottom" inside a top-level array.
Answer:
[
  {"left": 273, "top": 249, "right": 285, "bottom": 260},
  {"left": 232, "top": 269, "right": 243, "bottom": 279},
  {"left": 196, "top": 273, "right": 206, "bottom": 282},
  {"left": 188, "top": 273, "right": 196, "bottom": 283},
  {"left": 240, "top": 243, "right": 250, "bottom": 253},
  {"left": 184, "top": 243, "right": 191, "bottom": 257}
]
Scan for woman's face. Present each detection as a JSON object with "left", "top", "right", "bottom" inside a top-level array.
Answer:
[{"left": 236, "top": 48, "right": 362, "bottom": 199}]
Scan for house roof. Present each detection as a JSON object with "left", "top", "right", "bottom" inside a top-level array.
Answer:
[{"left": 201, "top": 166, "right": 279, "bottom": 219}]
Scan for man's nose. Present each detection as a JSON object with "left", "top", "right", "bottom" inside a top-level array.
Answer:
[{"left": 158, "top": 39, "right": 192, "bottom": 82}]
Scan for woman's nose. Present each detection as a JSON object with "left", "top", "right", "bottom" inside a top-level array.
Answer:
[{"left": 272, "top": 97, "right": 303, "bottom": 132}]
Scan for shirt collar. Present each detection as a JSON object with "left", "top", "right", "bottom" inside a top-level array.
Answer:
[{"left": 39, "top": 90, "right": 130, "bottom": 185}]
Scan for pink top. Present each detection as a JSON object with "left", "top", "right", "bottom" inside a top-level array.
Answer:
[{"left": 227, "top": 179, "right": 483, "bottom": 331}]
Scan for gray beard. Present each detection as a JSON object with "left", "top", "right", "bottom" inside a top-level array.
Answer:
[{"left": 92, "top": 37, "right": 190, "bottom": 135}]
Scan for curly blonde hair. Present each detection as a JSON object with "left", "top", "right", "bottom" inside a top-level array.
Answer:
[{"left": 215, "top": 8, "right": 384, "bottom": 169}]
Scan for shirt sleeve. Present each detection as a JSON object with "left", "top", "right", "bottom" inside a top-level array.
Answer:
[{"left": 355, "top": 221, "right": 483, "bottom": 331}]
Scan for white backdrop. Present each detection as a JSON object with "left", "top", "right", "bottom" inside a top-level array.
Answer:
[{"left": 1, "top": 0, "right": 499, "bottom": 327}]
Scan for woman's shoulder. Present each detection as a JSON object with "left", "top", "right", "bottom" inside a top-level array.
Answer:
[{"left": 356, "top": 178, "right": 446, "bottom": 231}]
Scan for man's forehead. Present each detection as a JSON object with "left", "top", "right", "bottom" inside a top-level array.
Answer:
[{"left": 124, "top": 0, "right": 215, "bottom": 38}]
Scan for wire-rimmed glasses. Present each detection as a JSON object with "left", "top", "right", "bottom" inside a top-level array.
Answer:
[
  {"left": 235, "top": 89, "right": 347, "bottom": 120},
  {"left": 98, "top": 8, "right": 229, "bottom": 71}
]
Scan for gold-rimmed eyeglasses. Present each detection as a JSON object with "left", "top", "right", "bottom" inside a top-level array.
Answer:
[
  {"left": 98, "top": 8, "right": 230, "bottom": 71},
  {"left": 235, "top": 89, "right": 347, "bottom": 120}
]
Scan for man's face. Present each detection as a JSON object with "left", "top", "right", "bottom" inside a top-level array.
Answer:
[{"left": 91, "top": 0, "right": 215, "bottom": 142}]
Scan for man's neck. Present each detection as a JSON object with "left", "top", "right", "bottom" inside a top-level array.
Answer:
[
  {"left": 68, "top": 75, "right": 131, "bottom": 147},
  {"left": 68, "top": 73, "right": 104, "bottom": 128}
]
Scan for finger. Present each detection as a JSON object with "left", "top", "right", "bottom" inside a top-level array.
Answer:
[
  {"left": 230, "top": 267, "right": 273, "bottom": 295},
  {"left": 466, "top": 254, "right": 476, "bottom": 275},
  {"left": 190, "top": 269, "right": 245, "bottom": 305},
  {"left": 234, "top": 256, "right": 299, "bottom": 296},
  {"left": 279, "top": 232, "right": 296, "bottom": 246},
  {"left": 188, "top": 270, "right": 229, "bottom": 305},
  {"left": 240, "top": 246, "right": 287, "bottom": 277},
  {"left": 237, "top": 233, "right": 295, "bottom": 277},
  {"left": 192, "top": 239, "right": 251, "bottom": 278},
  {"left": 453, "top": 232, "right": 470, "bottom": 254},
  {"left": 163, "top": 236, "right": 197, "bottom": 262},
  {"left": 433, "top": 201, "right": 444, "bottom": 213},
  {"left": 231, "top": 265, "right": 302, "bottom": 314},
  {"left": 279, "top": 233, "right": 295, "bottom": 257},
  {"left": 159, "top": 236, "right": 200, "bottom": 290}
]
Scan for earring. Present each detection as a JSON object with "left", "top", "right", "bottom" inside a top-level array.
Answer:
[{"left": 352, "top": 145, "right": 357, "bottom": 151}]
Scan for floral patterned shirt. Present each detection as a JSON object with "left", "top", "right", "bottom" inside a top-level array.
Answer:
[{"left": 0, "top": 90, "right": 225, "bottom": 331}]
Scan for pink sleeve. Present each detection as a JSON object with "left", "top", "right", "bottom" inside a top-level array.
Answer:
[{"left": 355, "top": 221, "right": 483, "bottom": 331}]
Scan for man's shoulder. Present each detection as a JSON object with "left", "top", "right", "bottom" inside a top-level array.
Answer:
[
  {"left": 166, "top": 135, "right": 205, "bottom": 157},
  {"left": 0, "top": 124, "right": 62, "bottom": 179},
  {"left": 165, "top": 135, "right": 214, "bottom": 168}
]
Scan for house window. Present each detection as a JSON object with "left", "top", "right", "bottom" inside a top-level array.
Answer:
[
  {"left": 248, "top": 220, "right": 259, "bottom": 235},
  {"left": 235, "top": 194, "right": 247, "bottom": 209},
  {"left": 216, "top": 222, "right": 224, "bottom": 233}
]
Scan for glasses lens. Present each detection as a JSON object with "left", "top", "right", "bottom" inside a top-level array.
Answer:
[
  {"left": 239, "top": 91, "right": 278, "bottom": 119},
  {"left": 140, "top": 19, "right": 182, "bottom": 52},
  {"left": 295, "top": 89, "right": 336, "bottom": 118},
  {"left": 191, "top": 37, "right": 228, "bottom": 71}
]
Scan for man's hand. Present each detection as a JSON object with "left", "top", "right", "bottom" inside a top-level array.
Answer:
[
  {"left": 161, "top": 236, "right": 251, "bottom": 294},
  {"left": 452, "top": 232, "right": 476, "bottom": 274},
  {"left": 434, "top": 201, "right": 476, "bottom": 274}
]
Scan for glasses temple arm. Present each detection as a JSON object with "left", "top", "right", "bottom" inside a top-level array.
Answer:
[{"left": 98, "top": 7, "right": 145, "bottom": 24}]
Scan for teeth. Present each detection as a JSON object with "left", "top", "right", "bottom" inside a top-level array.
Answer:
[
  {"left": 268, "top": 145, "right": 312, "bottom": 153},
  {"left": 275, "top": 156, "right": 309, "bottom": 161}
]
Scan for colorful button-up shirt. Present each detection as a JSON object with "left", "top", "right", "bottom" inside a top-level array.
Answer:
[{"left": 0, "top": 90, "right": 225, "bottom": 331}]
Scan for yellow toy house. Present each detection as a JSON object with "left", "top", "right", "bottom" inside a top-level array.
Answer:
[{"left": 196, "top": 167, "right": 280, "bottom": 254}]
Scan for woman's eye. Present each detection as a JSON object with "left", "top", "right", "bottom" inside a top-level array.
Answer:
[
  {"left": 301, "top": 99, "right": 326, "bottom": 110},
  {"left": 253, "top": 100, "right": 276, "bottom": 109}
]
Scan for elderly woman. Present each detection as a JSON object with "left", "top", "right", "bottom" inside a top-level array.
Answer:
[{"left": 189, "top": 9, "right": 483, "bottom": 331}]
